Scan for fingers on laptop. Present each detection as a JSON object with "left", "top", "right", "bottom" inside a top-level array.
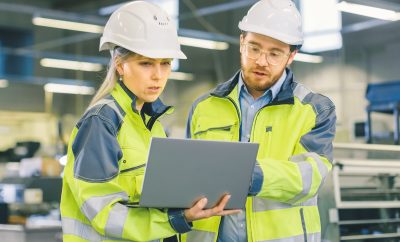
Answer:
[{"left": 184, "top": 195, "right": 241, "bottom": 222}]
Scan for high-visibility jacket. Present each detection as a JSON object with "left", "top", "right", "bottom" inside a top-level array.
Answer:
[
  {"left": 60, "top": 82, "right": 191, "bottom": 242},
  {"left": 185, "top": 69, "right": 336, "bottom": 242}
]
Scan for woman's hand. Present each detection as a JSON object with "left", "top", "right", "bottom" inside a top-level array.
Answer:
[{"left": 184, "top": 194, "right": 241, "bottom": 222}]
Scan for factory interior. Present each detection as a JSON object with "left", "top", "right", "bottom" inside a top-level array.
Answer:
[{"left": 0, "top": 0, "right": 400, "bottom": 241}]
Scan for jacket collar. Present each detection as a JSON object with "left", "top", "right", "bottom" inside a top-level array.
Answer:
[
  {"left": 211, "top": 68, "right": 296, "bottom": 105},
  {"left": 115, "top": 81, "right": 172, "bottom": 117}
]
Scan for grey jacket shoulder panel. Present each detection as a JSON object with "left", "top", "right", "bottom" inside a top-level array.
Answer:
[
  {"left": 78, "top": 95, "right": 125, "bottom": 134},
  {"left": 293, "top": 82, "right": 335, "bottom": 113},
  {"left": 293, "top": 82, "right": 336, "bottom": 162},
  {"left": 73, "top": 96, "right": 125, "bottom": 182}
]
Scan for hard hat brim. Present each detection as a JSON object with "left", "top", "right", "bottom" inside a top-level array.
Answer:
[
  {"left": 99, "top": 38, "right": 187, "bottom": 59},
  {"left": 137, "top": 49, "right": 187, "bottom": 60},
  {"left": 239, "top": 21, "right": 303, "bottom": 46}
]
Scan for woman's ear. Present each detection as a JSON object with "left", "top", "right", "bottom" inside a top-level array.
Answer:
[
  {"left": 115, "top": 55, "right": 124, "bottom": 76},
  {"left": 116, "top": 62, "right": 123, "bottom": 76}
]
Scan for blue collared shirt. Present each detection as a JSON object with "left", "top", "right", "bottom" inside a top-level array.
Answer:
[{"left": 217, "top": 70, "right": 287, "bottom": 242}]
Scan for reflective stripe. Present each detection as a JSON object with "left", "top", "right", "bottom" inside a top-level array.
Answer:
[
  {"left": 186, "top": 229, "right": 215, "bottom": 242},
  {"left": 306, "top": 153, "right": 329, "bottom": 180},
  {"left": 287, "top": 152, "right": 329, "bottom": 204},
  {"left": 90, "top": 99, "right": 125, "bottom": 120},
  {"left": 257, "top": 232, "right": 321, "bottom": 242},
  {"left": 253, "top": 196, "right": 317, "bottom": 212},
  {"left": 297, "top": 196, "right": 318, "bottom": 207},
  {"left": 81, "top": 192, "right": 128, "bottom": 221},
  {"left": 105, "top": 203, "right": 128, "bottom": 238},
  {"left": 292, "top": 153, "right": 329, "bottom": 179},
  {"left": 286, "top": 161, "right": 312, "bottom": 204},
  {"left": 293, "top": 83, "right": 312, "bottom": 103},
  {"left": 62, "top": 217, "right": 126, "bottom": 241}
]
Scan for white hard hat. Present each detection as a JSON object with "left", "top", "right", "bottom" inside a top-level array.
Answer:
[
  {"left": 99, "top": 1, "right": 186, "bottom": 59},
  {"left": 238, "top": 0, "right": 303, "bottom": 46}
]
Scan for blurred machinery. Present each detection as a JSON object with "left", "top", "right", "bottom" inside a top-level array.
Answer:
[
  {"left": 320, "top": 143, "right": 400, "bottom": 242},
  {"left": 0, "top": 141, "right": 41, "bottom": 163},
  {"left": 0, "top": 176, "right": 62, "bottom": 242},
  {"left": 365, "top": 80, "right": 400, "bottom": 145},
  {"left": 0, "top": 143, "right": 63, "bottom": 242}
]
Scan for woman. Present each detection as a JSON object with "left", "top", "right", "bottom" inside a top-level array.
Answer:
[{"left": 60, "top": 1, "right": 238, "bottom": 242}]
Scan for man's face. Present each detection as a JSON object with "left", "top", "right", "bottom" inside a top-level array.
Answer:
[{"left": 240, "top": 32, "right": 297, "bottom": 99}]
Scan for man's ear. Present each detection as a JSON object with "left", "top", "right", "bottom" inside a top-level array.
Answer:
[
  {"left": 239, "top": 34, "right": 244, "bottom": 53},
  {"left": 287, "top": 49, "right": 298, "bottom": 66}
]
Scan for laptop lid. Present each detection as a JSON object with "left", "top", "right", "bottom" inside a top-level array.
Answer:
[{"left": 139, "top": 137, "right": 259, "bottom": 209}]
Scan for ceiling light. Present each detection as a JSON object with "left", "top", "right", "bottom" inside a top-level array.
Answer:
[
  {"left": 32, "top": 16, "right": 104, "bottom": 33},
  {"left": 301, "top": 0, "right": 342, "bottom": 53},
  {"left": 302, "top": 32, "right": 342, "bottom": 53},
  {"left": 337, "top": 1, "right": 400, "bottom": 21},
  {"left": 44, "top": 83, "right": 95, "bottom": 95},
  {"left": 294, "top": 53, "right": 324, "bottom": 63},
  {"left": 169, "top": 72, "right": 194, "bottom": 81},
  {"left": 32, "top": 16, "right": 229, "bottom": 50},
  {"left": 0, "top": 79, "right": 9, "bottom": 88},
  {"left": 179, "top": 36, "right": 229, "bottom": 50},
  {"left": 40, "top": 58, "right": 103, "bottom": 72},
  {"left": 99, "top": 0, "right": 178, "bottom": 18}
]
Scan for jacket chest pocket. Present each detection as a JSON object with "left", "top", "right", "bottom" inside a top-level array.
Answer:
[
  {"left": 118, "top": 147, "right": 147, "bottom": 202},
  {"left": 193, "top": 118, "right": 237, "bottom": 141}
]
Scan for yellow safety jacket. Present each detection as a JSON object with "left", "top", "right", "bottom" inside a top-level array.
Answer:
[
  {"left": 185, "top": 69, "right": 336, "bottom": 242},
  {"left": 60, "top": 82, "right": 191, "bottom": 242}
]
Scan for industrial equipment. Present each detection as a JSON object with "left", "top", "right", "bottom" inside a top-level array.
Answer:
[{"left": 320, "top": 143, "right": 400, "bottom": 241}]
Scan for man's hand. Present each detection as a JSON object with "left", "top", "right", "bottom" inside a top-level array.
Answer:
[{"left": 184, "top": 194, "right": 241, "bottom": 222}]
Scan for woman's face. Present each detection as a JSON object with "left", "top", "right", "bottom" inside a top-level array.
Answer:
[{"left": 117, "top": 54, "right": 172, "bottom": 110}]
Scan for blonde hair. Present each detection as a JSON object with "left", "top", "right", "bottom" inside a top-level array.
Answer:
[{"left": 89, "top": 47, "right": 133, "bottom": 106}]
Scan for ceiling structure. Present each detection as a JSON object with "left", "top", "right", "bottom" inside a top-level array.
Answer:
[{"left": 0, "top": 0, "right": 400, "bottom": 114}]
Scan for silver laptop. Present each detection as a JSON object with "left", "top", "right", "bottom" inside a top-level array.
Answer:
[{"left": 139, "top": 137, "right": 259, "bottom": 209}]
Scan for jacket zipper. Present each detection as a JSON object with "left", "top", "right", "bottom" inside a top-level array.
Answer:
[
  {"left": 226, "top": 96, "right": 241, "bottom": 126},
  {"left": 210, "top": 94, "right": 241, "bottom": 137},
  {"left": 146, "top": 106, "right": 173, "bottom": 131},
  {"left": 300, "top": 208, "right": 308, "bottom": 242},
  {"left": 209, "top": 94, "right": 240, "bottom": 241},
  {"left": 120, "top": 163, "right": 146, "bottom": 174},
  {"left": 249, "top": 99, "right": 289, "bottom": 140}
]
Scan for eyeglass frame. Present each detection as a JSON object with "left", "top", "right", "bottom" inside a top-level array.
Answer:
[{"left": 240, "top": 42, "right": 291, "bottom": 66}]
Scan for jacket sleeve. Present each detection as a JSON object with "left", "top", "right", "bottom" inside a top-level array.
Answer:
[
  {"left": 250, "top": 105, "right": 336, "bottom": 205},
  {"left": 65, "top": 115, "right": 191, "bottom": 241}
]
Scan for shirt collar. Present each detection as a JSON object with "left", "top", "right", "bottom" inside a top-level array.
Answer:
[{"left": 238, "top": 69, "right": 287, "bottom": 101}]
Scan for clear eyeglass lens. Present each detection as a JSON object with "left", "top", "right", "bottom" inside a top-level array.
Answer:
[{"left": 244, "top": 44, "right": 285, "bottom": 66}]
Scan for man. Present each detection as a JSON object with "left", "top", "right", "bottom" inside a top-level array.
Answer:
[{"left": 185, "top": 0, "right": 336, "bottom": 241}]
